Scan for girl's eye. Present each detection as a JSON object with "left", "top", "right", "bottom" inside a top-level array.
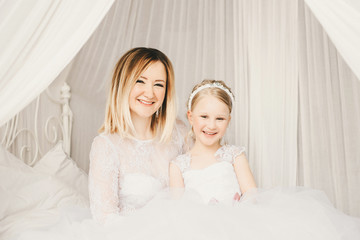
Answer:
[
  {"left": 201, "top": 115, "right": 207, "bottom": 119},
  {"left": 154, "top": 83, "right": 164, "bottom": 88},
  {"left": 217, "top": 118, "right": 225, "bottom": 121},
  {"left": 136, "top": 79, "right": 145, "bottom": 84}
]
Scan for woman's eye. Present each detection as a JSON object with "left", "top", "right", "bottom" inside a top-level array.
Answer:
[
  {"left": 217, "top": 118, "right": 225, "bottom": 121},
  {"left": 154, "top": 83, "right": 164, "bottom": 87},
  {"left": 136, "top": 79, "right": 145, "bottom": 84},
  {"left": 201, "top": 115, "right": 207, "bottom": 119}
]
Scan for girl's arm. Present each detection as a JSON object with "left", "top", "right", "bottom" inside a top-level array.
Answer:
[
  {"left": 233, "top": 153, "right": 257, "bottom": 194},
  {"left": 169, "top": 162, "right": 185, "bottom": 188}
]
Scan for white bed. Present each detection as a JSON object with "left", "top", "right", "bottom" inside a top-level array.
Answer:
[{"left": 0, "top": 83, "right": 89, "bottom": 239}]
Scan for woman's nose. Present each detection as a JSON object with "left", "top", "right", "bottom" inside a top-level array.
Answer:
[{"left": 143, "top": 85, "right": 154, "bottom": 99}]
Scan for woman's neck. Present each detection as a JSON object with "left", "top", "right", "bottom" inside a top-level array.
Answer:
[{"left": 130, "top": 113, "right": 154, "bottom": 140}]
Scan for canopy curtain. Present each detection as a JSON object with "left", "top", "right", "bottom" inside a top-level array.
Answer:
[
  {"left": 298, "top": 0, "right": 360, "bottom": 216},
  {"left": 304, "top": 0, "right": 360, "bottom": 81},
  {"left": 65, "top": 0, "right": 359, "bottom": 216},
  {"left": 0, "top": 0, "right": 115, "bottom": 127},
  {"left": 65, "top": 0, "right": 299, "bottom": 192}
]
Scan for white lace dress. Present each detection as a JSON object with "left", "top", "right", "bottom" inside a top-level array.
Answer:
[{"left": 88, "top": 120, "right": 187, "bottom": 223}]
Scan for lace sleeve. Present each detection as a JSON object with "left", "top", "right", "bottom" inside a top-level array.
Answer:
[
  {"left": 88, "top": 135, "right": 120, "bottom": 224},
  {"left": 172, "top": 153, "right": 191, "bottom": 173},
  {"left": 215, "top": 145, "right": 246, "bottom": 164}
]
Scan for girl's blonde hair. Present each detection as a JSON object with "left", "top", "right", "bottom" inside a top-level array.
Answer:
[
  {"left": 100, "top": 47, "right": 176, "bottom": 143},
  {"left": 188, "top": 79, "right": 234, "bottom": 113}
]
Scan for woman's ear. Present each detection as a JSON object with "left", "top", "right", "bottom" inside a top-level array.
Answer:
[{"left": 187, "top": 110, "right": 193, "bottom": 126}]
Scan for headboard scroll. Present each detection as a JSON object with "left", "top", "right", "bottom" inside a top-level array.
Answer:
[{"left": 1, "top": 82, "right": 73, "bottom": 165}]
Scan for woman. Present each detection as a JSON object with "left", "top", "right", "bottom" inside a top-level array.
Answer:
[{"left": 88, "top": 47, "right": 186, "bottom": 224}]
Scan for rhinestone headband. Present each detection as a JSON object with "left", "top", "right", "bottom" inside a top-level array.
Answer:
[{"left": 187, "top": 82, "right": 235, "bottom": 110}]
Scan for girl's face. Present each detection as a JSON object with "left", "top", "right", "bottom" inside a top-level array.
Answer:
[
  {"left": 188, "top": 95, "right": 231, "bottom": 148},
  {"left": 129, "top": 61, "right": 167, "bottom": 120}
]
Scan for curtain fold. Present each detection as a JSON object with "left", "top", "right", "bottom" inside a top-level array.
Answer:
[
  {"left": 67, "top": 0, "right": 298, "bottom": 189},
  {"left": 0, "top": 0, "right": 114, "bottom": 127},
  {"left": 304, "top": 0, "right": 360, "bottom": 80},
  {"left": 298, "top": 0, "right": 360, "bottom": 216}
]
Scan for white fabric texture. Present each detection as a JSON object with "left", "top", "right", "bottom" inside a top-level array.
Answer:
[
  {"left": 304, "top": 0, "right": 360, "bottom": 80},
  {"left": 5, "top": 145, "right": 360, "bottom": 240},
  {"left": 0, "top": 145, "right": 88, "bottom": 240},
  {"left": 298, "top": 1, "right": 360, "bottom": 217},
  {"left": 88, "top": 121, "right": 186, "bottom": 223},
  {"left": 173, "top": 145, "right": 245, "bottom": 204},
  {"left": 33, "top": 142, "right": 89, "bottom": 199},
  {"left": 0, "top": 0, "right": 114, "bottom": 127}
]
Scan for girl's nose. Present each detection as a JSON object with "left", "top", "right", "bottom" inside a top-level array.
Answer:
[{"left": 208, "top": 119, "right": 217, "bottom": 129}]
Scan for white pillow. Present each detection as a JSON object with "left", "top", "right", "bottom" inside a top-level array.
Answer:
[
  {"left": 0, "top": 145, "right": 37, "bottom": 220},
  {"left": 0, "top": 144, "right": 88, "bottom": 221},
  {"left": 33, "top": 142, "right": 89, "bottom": 199}
]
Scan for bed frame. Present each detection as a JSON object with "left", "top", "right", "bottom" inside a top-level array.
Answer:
[{"left": 1, "top": 82, "right": 73, "bottom": 166}]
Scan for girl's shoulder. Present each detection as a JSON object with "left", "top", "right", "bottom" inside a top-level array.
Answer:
[
  {"left": 215, "top": 145, "right": 246, "bottom": 164},
  {"left": 172, "top": 152, "right": 191, "bottom": 173}
]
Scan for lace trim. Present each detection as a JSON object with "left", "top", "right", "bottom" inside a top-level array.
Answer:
[
  {"left": 173, "top": 153, "right": 191, "bottom": 173},
  {"left": 215, "top": 145, "right": 246, "bottom": 164},
  {"left": 173, "top": 145, "right": 246, "bottom": 173}
]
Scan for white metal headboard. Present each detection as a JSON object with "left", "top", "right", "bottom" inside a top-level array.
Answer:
[{"left": 1, "top": 82, "right": 73, "bottom": 166}]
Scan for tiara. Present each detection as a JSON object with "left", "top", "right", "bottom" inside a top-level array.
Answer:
[{"left": 187, "top": 82, "right": 235, "bottom": 110}]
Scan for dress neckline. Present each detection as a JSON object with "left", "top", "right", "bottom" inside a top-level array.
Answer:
[{"left": 187, "top": 145, "right": 227, "bottom": 171}]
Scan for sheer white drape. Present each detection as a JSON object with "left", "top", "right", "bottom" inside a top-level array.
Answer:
[
  {"left": 304, "top": 0, "right": 360, "bottom": 80},
  {"left": 65, "top": 0, "right": 359, "bottom": 216},
  {"left": 0, "top": 0, "right": 114, "bottom": 127},
  {"left": 299, "top": 0, "right": 360, "bottom": 216},
  {"left": 67, "top": 0, "right": 299, "bottom": 192}
]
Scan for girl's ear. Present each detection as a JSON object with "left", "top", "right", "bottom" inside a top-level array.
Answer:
[{"left": 187, "top": 110, "right": 193, "bottom": 125}]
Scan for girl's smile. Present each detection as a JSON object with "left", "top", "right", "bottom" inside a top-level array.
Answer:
[{"left": 188, "top": 95, "right": 231, "bottom": 149}]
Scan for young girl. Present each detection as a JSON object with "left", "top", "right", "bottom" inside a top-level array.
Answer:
[
  {"left": 169, "top": 79, "right": 256, "bottom": 204},
  {"left": 166, "top": 79, "right": 360, "bottom": 239}
]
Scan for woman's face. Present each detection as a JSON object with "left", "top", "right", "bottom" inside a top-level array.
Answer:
[{"left": 129, "top": 61, "right": 167, "bottom": 120}]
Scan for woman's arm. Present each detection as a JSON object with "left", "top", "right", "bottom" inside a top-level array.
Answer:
[
  {"left": 233, "top": 153, "right": 257, "bottom": 194},
  {"left": 88, "top": 136, "right": 120, "bottom": 224},
  {"left": 169, "top": 162, "right": 185, "bottom": 188}
]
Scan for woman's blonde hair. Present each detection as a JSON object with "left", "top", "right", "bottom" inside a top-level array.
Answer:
[
  {"left": 188, "top": 79, "right": 234, "bottom": 113},
  {"left": 100, "top": 47, "right": 176, "bottom": 143}
]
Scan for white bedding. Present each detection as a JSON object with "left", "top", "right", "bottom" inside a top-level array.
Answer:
[
  {"left": 2, "top": 143, "right": 360, "bottom": 240},
  {"left": 0, "top": 143, "right": 89, "bottom": 239}
]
